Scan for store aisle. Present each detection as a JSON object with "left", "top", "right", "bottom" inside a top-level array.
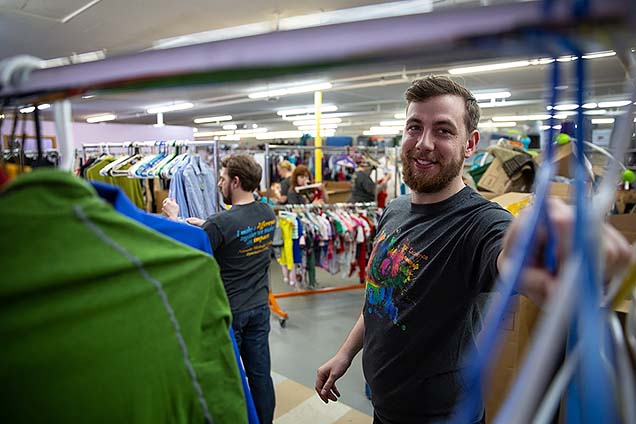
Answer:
[{"left": 269, "top": 289, "right": 373, "bottom": 418}]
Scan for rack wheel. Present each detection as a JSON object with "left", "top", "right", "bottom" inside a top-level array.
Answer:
[{"left": 279, "top": 318, "right": 287, "bottom": 328}]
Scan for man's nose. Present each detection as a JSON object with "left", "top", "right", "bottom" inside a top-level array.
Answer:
[{"left": 415, "top": 131, "right": 434, "bottom": 152}]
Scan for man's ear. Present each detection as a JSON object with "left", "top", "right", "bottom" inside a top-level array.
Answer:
[
  {"left": 465, "top": 130, "right": 480, "bottom": 158},
  {"left": 232, "top": 176, "right": 241, "bottom": 189}
]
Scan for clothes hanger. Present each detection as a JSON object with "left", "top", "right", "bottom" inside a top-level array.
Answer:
[{"left": 109, "top": 144, "right": 144, "bottom": 177}]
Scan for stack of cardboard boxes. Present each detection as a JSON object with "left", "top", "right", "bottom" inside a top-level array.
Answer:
[{"left": 478, "top": 145, "right": 635, "bottom": 422}]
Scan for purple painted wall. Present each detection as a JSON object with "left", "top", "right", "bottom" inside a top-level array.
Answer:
[{"left": 2, "top": 118, "right": 194, "bottom": 151}]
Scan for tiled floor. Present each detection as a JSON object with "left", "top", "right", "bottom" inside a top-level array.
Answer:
[
  {"left": 273, "top": 371, "right": 372, "bottom": 424},
  {"left": 268, "top": 259, "right": 374, "bottom": 418}
]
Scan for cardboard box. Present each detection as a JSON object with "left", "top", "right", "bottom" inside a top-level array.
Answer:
[
  {"left": 323, "top": 181, "right": 351, "bottom": 204},
  {"left": 549, "top": 182, "right": 572, "bottom": 203},
  {"left": 615, "top": 190, "right": 636, "bottom": 214},
  {"left": 483, "top": 295, "right": 540, "bottom": 422},
  {"left": 478, "top": 157, "right": 508, "bottom": 195},
  {"left": 608, "top": 213, "right": 636, "bottom": 244}
]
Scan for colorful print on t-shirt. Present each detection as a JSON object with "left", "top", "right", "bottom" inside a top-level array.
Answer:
[{"left": 364, "top": 228, "right": 428, "bottom": 329}]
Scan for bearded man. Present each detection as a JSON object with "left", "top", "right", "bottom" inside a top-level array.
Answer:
[{"left": 315, "top": 75, "right": 630, "bottom": 424}]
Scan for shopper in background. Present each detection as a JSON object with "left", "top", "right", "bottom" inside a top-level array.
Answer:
[
  {"left": 347, "top": 155, "right": 391, "bottom": 204},
  {"left": 277, "top": 160, "right": 294, "bottom": 204},
  {"left": 315, "top": 75, "right": 631, "bottom": 424},
  {"left": 286, "top": 164, "right": 328, "bottom": 205},
  {"left": 163, "top": 154, "right": 277, "bottom": 424}
]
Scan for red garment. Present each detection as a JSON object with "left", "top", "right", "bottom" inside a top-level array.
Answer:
[
  {"left": 0, "top": 165, "right": 10, "bottom": 189},
  {"left": 377, "top": 190, "right": 388, "bottom": 208},
  {"left": 356, "top": 241, "right": 367, "bottom": 284}
]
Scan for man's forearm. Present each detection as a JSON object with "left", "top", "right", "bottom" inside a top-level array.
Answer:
[{"left": 337, "top": 313, "right": 365, "bottom": 360}]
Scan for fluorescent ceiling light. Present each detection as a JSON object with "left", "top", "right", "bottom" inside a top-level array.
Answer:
[
  {"left": 448, "top": 60, "right": 531, "bottom": 75},
  {"left": 597, "top": 100, "right": 631, "bottom": 108},
  {"left": 222, "top": 124, "right": 238, "bottom": 130},
  {"left": 154, "top": 1, "right": 434, "bottom": 49},
  {"left": 582, "top": 50, "right": 616, "bottom": 59},
  {"left": 256, "top": 131, "right": 304, "bottom": 140},
  {"left": 394, "top": 112, "right": 406, "bottom": 120},
  {"left": 277, "top": 105, "right": 338, "bottom": 116},
  {"left": 86, "top": 114, "right": 116, "bottom": 123},
  {"left": 556, "top": 55, "right": 578, "bottom": 62},
  {"left": 19, "top": 106, "right": 35, "bottom": 114},
  {"left": 146, "top": 102, "right": 194, "bottom": 114},
  {"left": 540, "top": 125, "right": 562, "bottom": 130},
  {"left": 82, "top": 94, "right": 95, "bottom": 99},
  {"left": 252, "top": 124, "right": 259, "bottom": 129},
  {"left": 583, "top": 109, "right": 607, "bottom": 116},
  {"left": 478, "top": 121, "right": 517, "bottom": 128},
  {"left": 194, "top": 130, "right": 235, "bottom": 137},
  {"left": 552, "top": 104, "right": 579, "bottom": 111},
  {"left": 380, "top": 120, "right": 405, "bottom": 126},
  {"left": 61, "top": 0, "right": 103, "bottom": 24},
  {"left": 583, "top": 102, "right": 597, "bottom": 109},
  {"left": 153, "top": 22, "right": 272, "bottom": 50},
  {"left": 369, "top": 126, "right": 402, "bottom": 133},
  {"left": 473, "top": 91, "right": 511, "bottom": 101},
  {"left": 492, "top": 114, "right": 566, "bottom": 121},
  {"left": 293, "top": 117, "right": 342, "bottom": 126},
  {"left": 193, "top": 115, "right": 233, "bottom": 124},
  {"left": 37, "top": 104, "right": 51, "bottom": 110},
  {"left": 297, "top": 124, "right": 339, "bottom": 130},
  {"left": 363, "top": 129, "right": 400, "bottom": 136},
  {"left": 591, "top": 118, "right": 615, "bottom": 124},
  {"left": 282, "top": 112, "right": 344, "bottom": 121},
  {"left": 235, "top": 128, "right": 268, "bottom": 134},
  {"left": 248, "top": 82, "right": 332, "bottom": 99}
]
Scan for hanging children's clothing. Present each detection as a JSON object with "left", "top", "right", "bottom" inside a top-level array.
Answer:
[
  {"left": 274, "top": 205, "right": 377, "bottom": 288},
  {"left": 0, "top": 169, "right": 246, "bottom": 424}
]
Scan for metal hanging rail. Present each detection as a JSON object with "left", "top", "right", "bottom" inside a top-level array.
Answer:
[{"left": 1, "top": 0, "right": 630, "bottom": 102}]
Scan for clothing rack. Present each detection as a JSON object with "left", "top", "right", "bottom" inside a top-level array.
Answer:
[
  {"left": 273, "top": 201, "right": 378, "bottom": 211},
  {"left": 0, "top": 0, "right": 626, "bottom": 102}
]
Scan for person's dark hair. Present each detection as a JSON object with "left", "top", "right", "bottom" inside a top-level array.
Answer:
[
  {"left": 221, "top": 154, "right": 262, "bottom": 192},
  {"left": 404, "top": 75, "right": 480, "bottom": 133},
  {"left": 290, "top": 164, "right": 312, "bottom": 190}
]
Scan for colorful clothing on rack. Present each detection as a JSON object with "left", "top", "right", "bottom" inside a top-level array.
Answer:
[
  {"left": 167, "top": 153, "right": 217, "bottom": 219},
  {"left": 83, "top": 156, "right": 145, "bottom": 209},
  {"left": 0, "top": 169, "right": 246, "bottom": 424},
  {"left": 274, "top": 206, "right": 377, "bottom": 288}
]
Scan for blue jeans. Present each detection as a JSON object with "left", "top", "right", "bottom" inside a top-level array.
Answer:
[{"left": 232, "top": 304, "right": 275, "bottom": 424}]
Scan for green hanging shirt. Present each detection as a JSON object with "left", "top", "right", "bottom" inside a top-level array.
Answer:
[
  {"left": 85, "top": 157, "right": 146, "bottom": 210},
  {"left": 0, "top": 169, "right": 247, "bottom": 424}
]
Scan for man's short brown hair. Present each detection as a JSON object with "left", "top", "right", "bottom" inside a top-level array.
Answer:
[
  {"left": 221, "top": 154, "right": 262, "bottom": 192},
  {"left": 404, "top": 75, "right": 480, "bottom": 133}
]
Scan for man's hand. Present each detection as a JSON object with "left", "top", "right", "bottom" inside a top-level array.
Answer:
[
  {"left": 315, "top": 353, "right": 351, "bottom": 403},
  {"left": 161, "top": 198, "right": 179, "bottom": 220},
  {"left": 499, "top": 197, "right": 632, "bottom": 305},
  {"left": 186, "top": 217, "right": 205, "bottom": 227}
]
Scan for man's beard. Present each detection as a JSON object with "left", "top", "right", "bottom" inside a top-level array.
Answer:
[
  {"left": 401, "top": 148, "right": 465, "bottom": 194},
  {"left": 222, "top": 186, "right": 232, "bottom": 205}
]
